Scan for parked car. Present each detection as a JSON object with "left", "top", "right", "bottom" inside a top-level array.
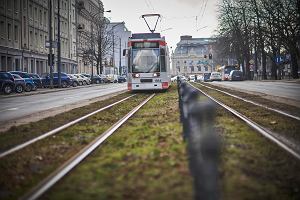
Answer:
[
  {"left": 229, "top": 70, "right": 244, "bottom": 81},
  {"left": 73, "top": 74, "right": 84, "bottom": 85},
  {"left": 99, "top": 74, "right": 109, "bottom": 83},
  {"left": 209, "top": 72, "right": 222, "bottom": 81},
  {"left": 189, "top": 74, "right": 196, "bottom": 82},
  {"left": 81, "top": 73, "right": 92, "bottom": 84},
  {"left": 28, "top": 73, "right": 43, "bottom": 88},
  {"left": 78, "top": 74, "right": 91, "bottom": 85},
  {"left": 107, "top": 74, "right": 118, "bottom": 83},
  {"left": 42, "top": 72, "right": 71, "bottom": 88},
  {"left": 0, "top": 72, "right": 15, "bottom": 94},
  {"left": 9, "top": 71, "right": 37, "bottom": 92},
  {"left": 118, "top": 76, "right": 126, "bottom": 83},
  {"left": 203, "top": 73, "right": 211, "bottom": 82},
  {"left": 171, "top": 76, "right": 178, "bottom": 82},
  {"left": 68, "top": 74, "right": 79, "bottom": 87},
  {"left": 11, "top": 74, "right": 26, "bottom": 93},
  {"left": 91, "top": 75, "right": 103, "bottom": 84}
]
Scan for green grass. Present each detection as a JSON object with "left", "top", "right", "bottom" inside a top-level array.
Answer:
[
  {"left": 192, "top": 83, "right": 300, "bottom": 143},
  {"left": 217, "top": 108, "right": 300, "bottom": 200},
  {"left": 0, "top": 94, "right": 149, "bottom": 200},
  {"left": 43, "top": 87, "right": 194, "bottom": 200},
  {"left": 0, "top": 93, "right": 133, "bottom": 152}
]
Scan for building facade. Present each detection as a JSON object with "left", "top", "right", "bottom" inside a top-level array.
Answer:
[
  {"left": 106, "top": 22, "right": 131, "bottom": 76},
  {"left": 172, "top": 35, "right": 216, "bottom": 76},
  {"left": 0, "top": 0, "right": 107, "bottom": 75}
]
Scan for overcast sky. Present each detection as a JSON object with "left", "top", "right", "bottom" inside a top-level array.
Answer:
[{"left": 102, "top": 0, "right": 219, "bottom": 49}]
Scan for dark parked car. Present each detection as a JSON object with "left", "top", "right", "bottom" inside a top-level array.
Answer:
[
  {"left": 203, "top": 73, "right": 211, "bottom": 82},
  {"left": 99, "top": 74, "right": 109, "bottom": 83},
  {"left": 229, "top": 70, "right": 244, "bottom": 81},
  {"left": 11, "top": 74, "right": 25, "bottom": 93},
  {"left": 0, "top": 72, "right": 15, "bottom": 94},
  {"left": 91, "top": 75, "right": 102, "bottom": 84},
  {"left": 118, "top": 76, "right": 127, "bottom": 83},
  {"left": 28, "top": 73, "right": 43, "bottom": 88},
  {"left": 42, "top": 72, "right": 71, "bottom": 88},
  {"left": 9, "top": 71, "right": 37, "bottom": 92}
]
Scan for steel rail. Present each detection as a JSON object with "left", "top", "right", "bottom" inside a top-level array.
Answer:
[
  {"left": 22, "top": 94, "right": 155, "bottom": 200},
  {"left": 189, "top": 83, "right": 300, "bottom": 160},
  {"left": 0, "top": 94, "right": 136, "bottom": 159},
  {"left": 195, "top": 82, "right": 300, "bottom": 121}
]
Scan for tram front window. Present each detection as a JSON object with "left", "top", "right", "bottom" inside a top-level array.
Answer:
[{"left": 132, "top": 49, "right": 159, "bottom": 73}]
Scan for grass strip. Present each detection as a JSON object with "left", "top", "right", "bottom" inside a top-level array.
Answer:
[
  {"left": 192, "top": 83, "right": 300, "bottom": 143},
  {"left": 43, "top": 86, "right": 194, "bottom": 200},
  {"left": 217, "top": 108, "right": 300, "bottom": 200},
  {"left": 0, "top": 94, "right": 148, "bottom": 200},
  {"left": 0, "top": 92, "right": 131, "bottom": 152}
]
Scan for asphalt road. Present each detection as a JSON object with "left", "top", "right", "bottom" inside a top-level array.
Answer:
[
  {"left": 0, "top": 83, "right": 127, "bottom": 124},
  {"left": 210, "top": 81, "right": 300, "bottom": 102}
]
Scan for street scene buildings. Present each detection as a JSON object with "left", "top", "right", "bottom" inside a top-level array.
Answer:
[
  {"left": 171, "top": 35, "right": 216, "bottom": 76},
  {"left": 0, "top": 0, "right": 129, "bottom": 76}
]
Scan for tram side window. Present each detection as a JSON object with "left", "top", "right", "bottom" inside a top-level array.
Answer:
[
  {"left": 160, "top": 48, "right": 166, "bottom": 72},
  {"left": 128, "top": 49, "right": 131, "bottom": 73}
]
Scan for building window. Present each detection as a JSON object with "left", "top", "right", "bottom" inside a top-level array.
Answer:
[
  {"left": 29, "top": 31, "right": 33, "bottom": 46},
  {"left": 29, "top": 4, "right": 32, "bottom": 19},
  {"left": 7, "top": 0, "right": 12, "bottom": 10},
  {"left": 205, "top": 66, "right": 208, "bottom": 71},
  {"left": 23, "top": 16, "right": 26, "bottom": 37},
  {"left": 14, "top": 0, "right": 19, "bottom": 12},
  {"left": 14, "top": 25, "right": 18, "bottom": 41},
  {"left": 190, "top": 66, "right": 194, "bottom": 72},
  {"left": 197, "top": 66, "right": 201, "bottom": 71},
  {"left": 0, "top": 0, "right": 5, "bottom": 9},
  {"left": 0, "top": 21, "right": 4, "bottom": 39},
  {"left": 34, "top": 7, "right": 37, "bottom": 22},
  {"left": 40, "top": 9, "right": 43, "bottom": 25},
  {"left": 8, "top": 23, "right": 12, "bottom": 40},
  {"left": 23, "top": 0, "right": 27, "bottom": 11},
  {"left": 44, "top": 11, "right": 47, "bottom": 26},
  {"left": 40, "top": 34, "right": 43, "bottom": 48}
]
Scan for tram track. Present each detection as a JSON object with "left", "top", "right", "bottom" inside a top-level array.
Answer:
[
  {"left": 195, "top": 82, "right": 300, "bottom": 121},
  {"left": 189, "top": 83, "right": 300, "bottom": 160},
  {"left": 21, "top": 94, "right": 155, "bottom": 200},
  {"left": 0, "top": 95, "right": 136, "bottom": 158},
  {"left": 0, "top": 93, "right": 152, "bottom": 200}
]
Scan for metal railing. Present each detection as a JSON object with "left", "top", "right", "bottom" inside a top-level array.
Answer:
[{"left": 177, "top": 77, "right": 220, "bottom": 200}]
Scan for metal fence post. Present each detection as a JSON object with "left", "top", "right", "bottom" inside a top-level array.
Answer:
[{"left": 188, "top": 100, "right": 220, "bottom": 200}]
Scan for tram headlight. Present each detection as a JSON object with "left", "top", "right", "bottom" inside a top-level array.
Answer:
[
  {"left": 133, "top": 73, "right": 140, "bottom": 78},
  {"left": 153, "top": 73, "right": 160, "bottom": 77}
]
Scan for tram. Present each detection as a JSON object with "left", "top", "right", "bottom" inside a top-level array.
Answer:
[
  {"left": 219, "top": 65, "right": 236, "bottom": 80},
  {"left": 124, "top": 14, "right": 171, "bottom": 91}
]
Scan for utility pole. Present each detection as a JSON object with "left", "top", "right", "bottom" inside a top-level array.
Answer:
[
  {"left": 112, "top": 31, "right": 115, "bottom": 74},
  {"left": 57, "top": 0, "right": 62, "bottom": 87},
  {"left": 48, "top": 0, "right": 54, "bottom": 89},
  {"left": 119, "top": 37, "right": 121, "bottom": 75},
  {"left": 91, "top": 22, "right": 94, "bottom": 83}
]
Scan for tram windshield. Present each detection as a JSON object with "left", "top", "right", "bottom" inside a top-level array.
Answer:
[{"left": 132, "top": 49, "right": 159, "bottom": 73}]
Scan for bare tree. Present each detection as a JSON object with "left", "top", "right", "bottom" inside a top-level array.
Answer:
[
  {"left": 77, "top": 1, "right": 113, "bottom": 75},
  {"left": 216, "top": 0, "right": 299, "bottom": 79}
]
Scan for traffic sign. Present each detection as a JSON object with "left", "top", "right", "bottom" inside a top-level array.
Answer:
[{"left": 45, "top": 41, "right": 57, "bottom": 48}]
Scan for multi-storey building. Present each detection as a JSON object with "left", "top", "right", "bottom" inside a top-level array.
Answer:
[
  {"left": 172, "top": 35, "right": 216, "bottom": 76},
  {"left": 0, "top": 0, "right": 106, "bottom": 75},
  {"left": 106, "top": 22, "right": 131, "bottom": 75}
]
